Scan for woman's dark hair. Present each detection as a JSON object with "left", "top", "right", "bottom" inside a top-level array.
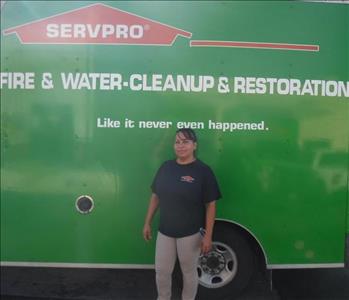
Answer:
[{"left": 176, "top": 128, "right": 197, "bottom": 143}]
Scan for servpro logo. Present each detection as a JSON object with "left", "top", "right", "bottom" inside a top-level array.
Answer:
[
  {"left": 2, "top": 2, "right": 319, "bottom": 51},
  {"left": 2, "top": 3, "right": 192, "bottom": 45},
  {"left": 181, "top": 176, "right": 195, "bottom": 183}
]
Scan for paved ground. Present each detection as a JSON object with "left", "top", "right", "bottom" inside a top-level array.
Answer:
[
  {"left": 1, "top": 266, "right": 348, "bottom": 300},
  {"left": 274, "top": 268, "right": 349, "bottom": 300}
]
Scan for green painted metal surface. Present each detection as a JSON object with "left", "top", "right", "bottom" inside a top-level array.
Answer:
[{"left": 1, "top": 1, "right": 348, "bottom": 266}]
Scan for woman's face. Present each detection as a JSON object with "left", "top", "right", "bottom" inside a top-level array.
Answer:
[{"left": 174, "top": 132, "right": 197, "bottom": 161}]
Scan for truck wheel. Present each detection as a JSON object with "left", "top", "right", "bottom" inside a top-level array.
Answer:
[{"left": 196, "top": 225, "right": 256, "bottom": 299}]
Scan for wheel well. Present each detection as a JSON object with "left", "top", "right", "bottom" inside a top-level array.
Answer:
[{"left": 215, "top": 220, "right": 267, "bottom": 271}]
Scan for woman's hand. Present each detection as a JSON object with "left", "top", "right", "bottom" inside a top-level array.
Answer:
[
  {"left": 201, "top": 234, "right": 212, "bottom": 255},
  {"left": 143, "top": 194, "right": 159, "bottom": 242},
  {"left": 143, "top": 194, "right": 159, "bottom": 241},
  {"left": 143, "top": 223, "right": 152, "bottom": 241},
  {"left": 201, "top": 201, "right": 216, "bottom": 255}
]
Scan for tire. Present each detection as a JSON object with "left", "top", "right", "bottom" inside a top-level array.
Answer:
[{"left": 196, "top": 224, "right": 256, "bottom": 300}]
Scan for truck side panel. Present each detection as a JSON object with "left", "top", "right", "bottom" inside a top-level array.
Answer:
[{"left": 1, "top": 1, "right": 348, "bottom": 267}]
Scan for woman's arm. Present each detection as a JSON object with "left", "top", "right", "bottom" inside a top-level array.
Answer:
[
  {"left": 201, "top": 201, "right": 216, "bottom": 254},
  {"left": 143, "top": 193, "right": 159, "bottom": 241}
]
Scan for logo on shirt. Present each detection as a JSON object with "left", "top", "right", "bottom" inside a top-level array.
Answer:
[{"left": 181, "top": 176, "right": 195, "bottom": 183}]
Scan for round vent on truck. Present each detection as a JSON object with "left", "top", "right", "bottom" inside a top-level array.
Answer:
[{"left": 76, "top": 195, "right": 94, "bottom": 214}]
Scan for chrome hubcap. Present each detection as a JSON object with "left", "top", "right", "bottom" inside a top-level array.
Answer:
[{"left": 198, "top": 242, "right": 238, "bottom": 288}]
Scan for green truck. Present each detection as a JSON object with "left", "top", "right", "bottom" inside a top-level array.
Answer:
[{"left": 1, "top": 1, "right": 348, "bottom": 298}]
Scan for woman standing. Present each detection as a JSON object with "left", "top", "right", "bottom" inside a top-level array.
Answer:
[{"left": 143, "top": 128, "right": 221, "bottom": 300}]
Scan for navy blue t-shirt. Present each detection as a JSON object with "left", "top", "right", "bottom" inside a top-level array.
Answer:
[{"left": 151, "top": 159, "right": 222, "bottom": 238}]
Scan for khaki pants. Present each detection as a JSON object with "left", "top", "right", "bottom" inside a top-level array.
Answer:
[{"left": 155, "top": 231, "right": 202, "bottom": 300}]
